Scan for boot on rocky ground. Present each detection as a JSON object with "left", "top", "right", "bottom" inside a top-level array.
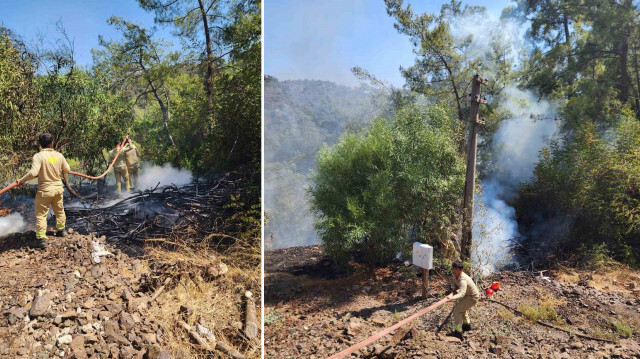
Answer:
[{"left": 55, "top": 229, "right": 68, "bottom": 237}]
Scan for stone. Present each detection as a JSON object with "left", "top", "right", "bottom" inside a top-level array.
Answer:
[
  {"left": 142, "top": 333, "right": 157, "bottom": 344},
  {"left": 490, "top": 345, "right": 503, "bottom": 355},
  {"left": 571, "top": 341, "right": 584, "bottom": 349},
  {"left": 70, "top": 335, "right": 87, "bottom": 359},
  {"left": 104, "top": 320, "right": 130, "bottom": 345},
  {"left": 206, "top": 262, "right": 228, "bottom": 278},
  {"left": 30, "top": 293, "right": 51, "bottom": 317},
  {"left": 157, "top": 351, "right": 172, "bottom": 359},
  {"left": 57, "top": 335, "right": 73, "bottom": 347},
  {"left": 120, "top": 312, "right": 135, "bottom": 332},
  {"left": 146, "top": 344, "right": 162, "bottom": 359}
]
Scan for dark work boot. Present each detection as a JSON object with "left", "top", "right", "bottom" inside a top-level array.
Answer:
[
  {"left": 462, "top": 323, "right": 472, "bottom": 332},
  {"left": 55, "top": 229, "right": 68, "bottom": 237},
  {"left": 35, "top": 237, "right": 48, "bottom": 249}
]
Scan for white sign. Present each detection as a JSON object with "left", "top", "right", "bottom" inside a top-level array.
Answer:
[{"left": 412, "top": 242, "right": 433, "bottom": 270}]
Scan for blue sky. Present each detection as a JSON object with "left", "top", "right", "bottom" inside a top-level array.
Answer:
[
  {"left": 0, "top": 0, "right": 178, "bottom": 67},
  {"left": 265, "top": 0, "right": 513, "bottom": 87}
]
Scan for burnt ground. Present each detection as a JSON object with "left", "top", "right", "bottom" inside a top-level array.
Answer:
[
  {"left": 0, "top": 175, "right": 262, "bottom": 359},
  {"left": 265, "top": 246, "right": 640, "bottom": 359}
]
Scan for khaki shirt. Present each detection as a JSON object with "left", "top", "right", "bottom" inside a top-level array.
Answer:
[
  {"left": 109, "top": 145, "right": 129, "bottom": 170},
  {"left": 451, "top": 272, "right": 480, "bottom": 300},
  {"left": 18, "top": 148, "right": 71, "bottom": 193},
  {"left": 124, "top": 143, "right": 139, "bottom": 167}
]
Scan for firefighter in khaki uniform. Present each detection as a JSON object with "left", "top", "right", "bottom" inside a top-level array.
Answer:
[
  {"left": 124, "top": 140, "right": 139, "bottom": 190},
  {"left": 16, "top": 133, "right": 70, "bottom": 248},
  {"left": 109, "top": 140, "right": 130, "bottom": 192},
  {"left": 446, "top": 261, "right": 480, "bottom": 339}
]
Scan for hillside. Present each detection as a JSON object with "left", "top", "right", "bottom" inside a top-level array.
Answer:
[
  {"left": 264, "top": 76, "right": 389, "bottom": 250},
  {"left": 264, "top": 247, "right": 640, "bottom": 359}
]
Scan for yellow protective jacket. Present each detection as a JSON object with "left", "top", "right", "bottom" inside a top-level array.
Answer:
[
  {"left": 124, "top": 142, "right": 139, "bottom": 167},
  {"left": 450, "top": 272, "right": 480, "bottom": 301},
  {"left": 109, "top": 145, "right": 130, "bottom": 170},
  {"left": 18, "top": 148, "right": 71, "bottom": 193}
]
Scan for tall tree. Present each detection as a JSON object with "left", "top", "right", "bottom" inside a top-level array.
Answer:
[
  {"left": 385, "top": 0, "right": 484, "bottom": 124},
  {"left": 138, "top": 0, "right": 234, "bottom": 129},
  {"left": 93, "top": 17, "right": 177, "bottom": 147}
]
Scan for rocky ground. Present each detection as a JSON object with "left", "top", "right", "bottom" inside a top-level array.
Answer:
[
  {"left": 265, "top": 246, "right": 640, "bottom": 359},
  {"left": 0, "top": 230, "right": 259, "bottom": 358}
]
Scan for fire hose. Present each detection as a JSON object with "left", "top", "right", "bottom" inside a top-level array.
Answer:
[
  {"left": 0, "top": 136, "right": 130, "bottom": 197},
  {"left": 327, "top": 297, "right": 448, "bottom": 359}
]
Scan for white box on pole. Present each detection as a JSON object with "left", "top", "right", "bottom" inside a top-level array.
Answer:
[{"left": 412, "top": 242, "right": 433, "bottom": 270}]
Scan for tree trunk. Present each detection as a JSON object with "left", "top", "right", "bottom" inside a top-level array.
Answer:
[
  {"left": 139, "top": 57, "right": 175, "bottom": 147},
  {"left": 633, "top": 46, "right": 640, "bottom": 118},
  {"left": 198, "top": 0, "right": 216, "bottom": 129},
  {"left": 619, "top": 29, "right": 630, "bottom": 104},
  {"left": 563, "top": 13, "right": 574, "bottom": 95}
]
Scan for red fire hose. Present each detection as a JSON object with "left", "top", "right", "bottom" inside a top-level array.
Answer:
[
  {"left": 0, "top": 136, "right": 130, "bottom": 195},
  {"left": 68, "top": 135, "right": 130, "bottom": 180},
  {"left": 327, "top": 296, "right": 448, "bottom": 359},
  {"left": 0, "top": 181, "right": 20, "bottom": 196}
]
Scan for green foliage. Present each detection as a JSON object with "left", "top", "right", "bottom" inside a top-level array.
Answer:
[
  {"left": 610, "top": 318, "right": 633, "bottom": 338},
  {"left": 0, "top": 30, "right": 39, "bottom": 181},
  {"left": 309, "top": 103, "right": 464, "bottom": 265},
  {"left": 517, "top": 291, "right": 565, "bottom": 323},
  {"left": 517, "top": 112, "right": 640, "bottom": 266}
]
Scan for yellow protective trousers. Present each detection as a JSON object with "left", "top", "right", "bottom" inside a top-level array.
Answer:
[
  {"left": 35, "top": 189, "right": 65, "bottom": 239},
  {"left": 127, "top": 163, "right": 139, "bottom": 189},
  {"left": 114, "top": 167, "right": 130, "bottom": 192},
  {"left": 452, "top": 296, "right": 477, "bottom": 328}
]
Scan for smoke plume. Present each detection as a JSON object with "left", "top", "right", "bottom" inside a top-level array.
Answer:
[
  {"left": 473, "top": 88, "right": 560, "bottom": 273},
  {"left": 0, "top": 213, "right": 25, "bottom": 238},
  {"left": 135, "top": 163, "right": 192, "bottom": 189}
]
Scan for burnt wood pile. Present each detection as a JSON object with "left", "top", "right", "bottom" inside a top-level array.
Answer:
[{"left": 66, "top": 174, "right": 239, "bottom": 243}]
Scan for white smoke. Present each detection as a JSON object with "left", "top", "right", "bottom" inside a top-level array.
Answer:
[
  {"left": 135, "top": 163, "right": 192, "bottom": 190},
  {"left": 473, "top": 86, "right": 560, "bottom": 273},
  {"left": 0, "top": 213, "right": 25, "bottom": 238}
]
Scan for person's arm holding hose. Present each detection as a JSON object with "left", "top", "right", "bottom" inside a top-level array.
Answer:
[
  {"left": 16, "top": 153, "right": 41, "bottom": 186},
  {"left": 446, "top": 278, "right": 467, "bottom": 302}
]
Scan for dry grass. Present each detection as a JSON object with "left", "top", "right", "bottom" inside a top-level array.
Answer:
[
  {"left": 553, "top": 263, "right": 640, "bottom": 295},
  {"left": 517, "top": 289, "right": 566, "bottom": 323},
  {"left": 142, "top": 233, "right": 261, "bottom": 359}
]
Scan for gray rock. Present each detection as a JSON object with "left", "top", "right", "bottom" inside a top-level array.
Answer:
[
  {"left": 57, "top": 334, "right": 73, "bottom": 347},
  {"left": 30, "top": 293, "right": 51, "bottom": 317}
]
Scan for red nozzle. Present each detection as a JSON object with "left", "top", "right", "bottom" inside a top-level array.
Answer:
[
  {"left": 485, "top": 288, "right": 494, "bottom": 297},
  {"left": 491, "top": 281, "right": 500, "bottom": 291}
]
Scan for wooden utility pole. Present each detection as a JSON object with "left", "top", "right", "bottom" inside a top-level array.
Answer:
[{"left": 461, "top": 74, "right": 487, "bottom": 261}]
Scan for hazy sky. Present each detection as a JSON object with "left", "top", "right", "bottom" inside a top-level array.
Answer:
[
  {"left": 0, "top": 0, "right": 178, "bottom": 67},
  {"left": 265, "top": 0, "right": 513, "bottom": 87}
]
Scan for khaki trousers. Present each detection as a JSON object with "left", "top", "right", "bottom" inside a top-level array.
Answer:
[
  {"left": 114, "top": 167, "right": 130, "bottom": 192},
  {"left": 127, "top": 163, "right": 139, "bottom": 189},
  {"left": 35, "top": 189, "right": 65, "bottom": 239},
  {"left": 452, "top": 296, "right": 477, "bottom": 328}
]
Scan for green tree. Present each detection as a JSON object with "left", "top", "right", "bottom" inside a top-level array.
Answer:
[
  {"left": 310, "top": 104, "right": 465, "bottom": 265},
  {"left": 93, "top": 17, "right": 178, "bottom": 148},
  {"left": 0, "top": 28, "right": 39, "bottom": 181}
]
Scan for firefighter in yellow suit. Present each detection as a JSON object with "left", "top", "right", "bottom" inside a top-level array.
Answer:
[
  {"left": 109, "top": 140, "right": 130, "bottom": 192},
  {"left": 124, "top": 140, "right": 139, "bottom": 190},
  {"left": 446, "top": 261, "right": 480, "bottom": 339},
  {"left": 16, "top": 133, "right": 70, "bottom": 248}
]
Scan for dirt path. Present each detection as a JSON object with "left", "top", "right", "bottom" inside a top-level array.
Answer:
[{"left": 265, "top": 246, "right": 640, "bottom": 359}]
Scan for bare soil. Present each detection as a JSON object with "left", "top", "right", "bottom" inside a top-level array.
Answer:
[{"left": 265, "top": 246, "right": 640, "bottom": 359}]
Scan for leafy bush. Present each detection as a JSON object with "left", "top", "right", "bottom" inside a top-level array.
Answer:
[
  {"left": 309, "top": 103, "right": 464, "bottom": 265},
  {"left": 516, "top": 111, "right": 640, "bottom": 267}
]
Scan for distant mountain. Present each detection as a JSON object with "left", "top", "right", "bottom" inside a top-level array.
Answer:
[{"left": 264, "top": 76, "right": 389, "bottom": 250}]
